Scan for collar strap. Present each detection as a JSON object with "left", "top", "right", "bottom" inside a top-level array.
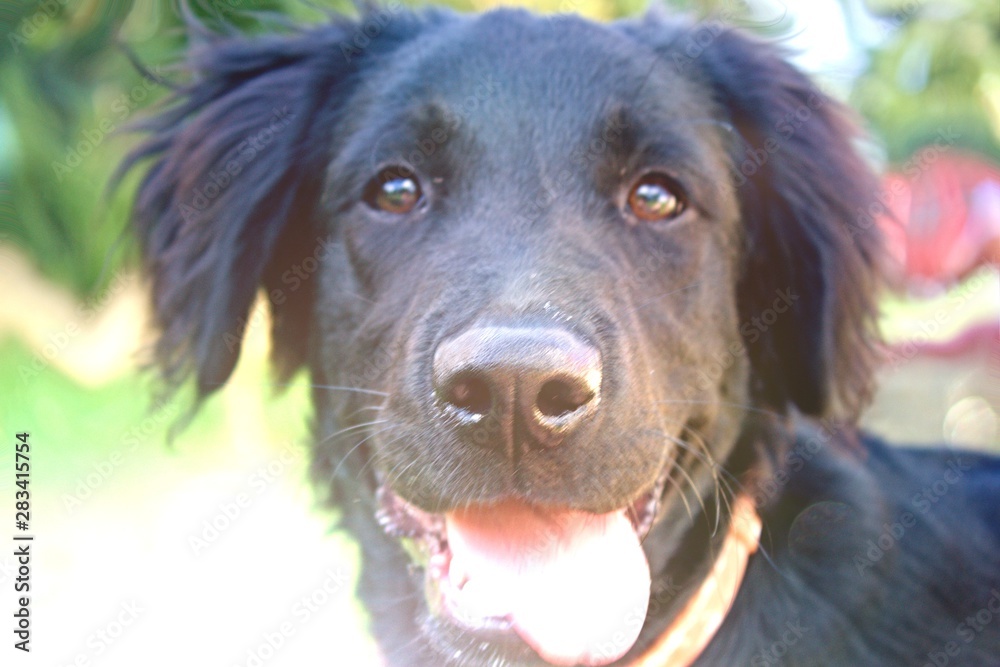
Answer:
[{"left": 630, "top": 495, "right": 762, "bottom": 667}]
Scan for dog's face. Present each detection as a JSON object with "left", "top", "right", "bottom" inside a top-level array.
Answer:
[
  {"left": 322, "top": 20, "right": 749, "bottom": 663},
  {"left": 324, "top": 12, "right": 745, "bottom": 511},
  {"left": 126, "top": 7, "right": 879, "bottom": 666}
]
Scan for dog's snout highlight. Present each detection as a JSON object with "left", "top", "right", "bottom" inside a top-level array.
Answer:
[{"left": 433, "top": 326, "right": 602, "bottom": 449}]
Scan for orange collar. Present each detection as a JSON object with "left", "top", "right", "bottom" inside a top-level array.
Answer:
[{"left": 630, "top": 496, "right": 762, "bottom": 667}]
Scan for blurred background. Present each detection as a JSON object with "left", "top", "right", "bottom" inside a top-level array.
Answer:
[{"left": 0, "top": 0, "right": 997, "bottom": 665}]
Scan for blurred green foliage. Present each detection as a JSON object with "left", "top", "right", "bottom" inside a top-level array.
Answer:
[
  {"left": 0, "top": 0, "right": 998, "bottom": 296},
  {"left": 0, "top": 0, "right": 354, "bottom": 295},
  {"left": 852, "top": 0, "right": 1000, "bottom": 163}
]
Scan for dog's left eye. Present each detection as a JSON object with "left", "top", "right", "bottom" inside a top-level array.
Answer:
[
  {"left": 363, "top": 168, "right": 423, "bottom": 214},
  {"left": 627, "top": 173, "right": 686, "bottom": 222}
]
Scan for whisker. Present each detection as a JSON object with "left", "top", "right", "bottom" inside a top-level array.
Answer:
[
  {"left": 316, "top": 419, "right": 390, "bottom": 449},
  {"left": 668, "top": 431, "right": 739, "bottom": 534},
  {"left": 198, "top": 379, "right": 390, "bottom": 398},
  {"left": 340, "top": 290, "right": 375, "bottom": 305},
  {"left": 678, "top": 427, "right": 743, "bottom": 491},
  {"left": 671, "top": 430, "right": 722, "bottom": 530},
  {"left": 645, "top": 420, "right": 726, "bottom": 538},
  {"left": 383, "top": 454, "right": 422, "bottom": 489},
  {"left": 680, "top": 424, "right": 746, "bottom": 499},
  {"left": 328, "top": 424, "right": 395, "bottom": 481},
  {"left": 311, "top": 384, "right": 389, "bottom": 397},
  {"left": 672, "top": 428, "right": 785, "bottom": 579},
  {"left": 382, "top": 628, "right": 433, "bottom": 665},
  {"left": 655, "top": 398, "right": 785, "bottom": 420},
  {"left": 661, "top": 431, "right": 724, "bottom": 482},
  {"left": 661, "top": 471, "right": 694, "bottom": 522},
  {"left": 370, "top": 589, "right": 424, "bottom": 608},
  {"left": 635, "top": 281, "right": 702, "bottom": 311},
  {"left": 342, "top": 403, "right": 385, "bottom": 422},
  {"left": 358, "top": 429, "right": 412, "bottom": 481},
  {"left": 671, "top": 451, "right": 710, "bottom": 522},
  {"left": 685, "top": 430, "right": 729, "bottom": 535}
]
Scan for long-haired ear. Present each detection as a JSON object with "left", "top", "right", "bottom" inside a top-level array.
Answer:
[
  {"left": 623, "top": 17, "right": 883, "bottom": 420},
  {"left": 119, "top": 11, "right": 434, "bottom": 403}
]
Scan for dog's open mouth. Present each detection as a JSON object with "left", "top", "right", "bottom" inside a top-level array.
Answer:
[{"left": 376, "top": 467, "right": 670, "bottom": 666}]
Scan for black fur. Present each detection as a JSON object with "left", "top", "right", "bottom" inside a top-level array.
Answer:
[{"left": 124, "top": 7, "right": 1000, "bottom": 666}]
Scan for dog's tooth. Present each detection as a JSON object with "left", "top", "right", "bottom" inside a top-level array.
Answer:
[{"left": 428, "top": 552, "right": 449, "bottom": 580}]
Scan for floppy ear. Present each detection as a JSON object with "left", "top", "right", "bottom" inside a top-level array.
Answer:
[
  {"left": 623, "top": 16, "right": 883, "bottom": 419},
  {"left": 121, "top": 12, "right": 433, "bottom": 401}
]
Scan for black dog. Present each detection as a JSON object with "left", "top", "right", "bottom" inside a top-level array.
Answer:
[{"left": 122, "top": 6, "right": 1000, "bottom": 666}]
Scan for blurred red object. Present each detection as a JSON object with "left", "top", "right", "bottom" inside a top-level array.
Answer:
[{"left": 877, "top": 149, "right": 1000, "bottom": 289}]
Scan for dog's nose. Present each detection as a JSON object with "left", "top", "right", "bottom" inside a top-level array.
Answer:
[{"left": 433, "top": 326, "right": 601, "bottom": 448}]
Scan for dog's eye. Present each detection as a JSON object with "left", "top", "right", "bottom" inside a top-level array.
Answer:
[
  {"left": 627, "top": 173, "right": 686, "bottom": 222},
  {"left": 363, "top": 168, "right": 422, "bottom": 214}
]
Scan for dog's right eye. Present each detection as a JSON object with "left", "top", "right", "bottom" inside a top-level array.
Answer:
[
  {"left": 363, "top": 167, "right": 423, "bottom": 215},
  {"left": 626, "top": 172, "right": 687, "bottom": 223}
]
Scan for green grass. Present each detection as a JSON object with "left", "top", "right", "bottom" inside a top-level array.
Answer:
[
  {"left": 0, "top": 336, "right": 314, "bottom": 493},
  {"left": 879, "top": 267, "right": 999, "bottom": 343}
]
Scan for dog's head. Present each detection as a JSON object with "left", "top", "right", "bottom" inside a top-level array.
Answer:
[{"left": 126, "top": 7, "right": 881, "bottom": 666}]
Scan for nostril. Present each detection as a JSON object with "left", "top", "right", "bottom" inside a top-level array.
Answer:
[
  {"left": 536, "top": 379, "right": 594, "bottom": 418},
  {"left": 444, "top": 375, "right": 492, "bottom": 416},
  {"left": 433, "top": 326, "right": 602, "bottom": 448}
]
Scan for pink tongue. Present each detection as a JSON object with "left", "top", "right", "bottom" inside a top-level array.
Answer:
[{"left": 444, "top": 500, "right": 651, "bottom": 666}]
